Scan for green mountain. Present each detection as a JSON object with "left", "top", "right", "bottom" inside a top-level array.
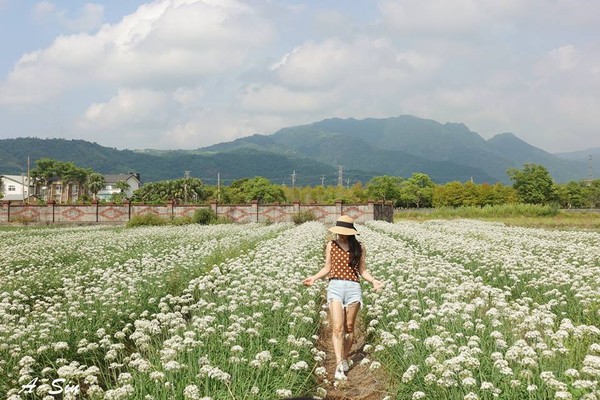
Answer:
[
  {"left": 0, "top": 116, "right": 590, "bottom": 184},
  {"left": 555, "top": 147, "right": 600, "bottom": 167},
  {"left": 0, "top": 138, "right": 341, "bottom": 185},
  {"left": 203, "top": 116, "right": 588, "bottom": 183}
]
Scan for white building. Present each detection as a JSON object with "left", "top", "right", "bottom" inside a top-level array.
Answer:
[
  {"left": 97, "top": 173, "right": 142, "bottom": 200},
  {"left": 0, "top": 175, "right": 35, "bottom": 202}
]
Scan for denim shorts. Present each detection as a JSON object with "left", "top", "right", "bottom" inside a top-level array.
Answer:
[{"left": 327, "top": 279, "right": 363, "bottom": 308}]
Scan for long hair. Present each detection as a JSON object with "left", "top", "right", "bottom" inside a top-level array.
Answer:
[{"left": 347, "top": 235, "right": 362, "bottom": 268}]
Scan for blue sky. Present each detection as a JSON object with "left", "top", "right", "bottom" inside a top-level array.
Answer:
[{"left": 1, "top": 0, "right": 599, "bottom": 153}]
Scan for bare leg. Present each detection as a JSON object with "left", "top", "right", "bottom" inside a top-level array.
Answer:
[
  {"left": 343, "top": 302, "right": 360, "bottom": 362},
  {"left": 329, "top": 300, "right": 345, "bottom": 366}
]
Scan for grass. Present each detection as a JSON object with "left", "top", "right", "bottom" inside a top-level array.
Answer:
[{"left": 395, "top": 204, "right": 600, "bottom": 230}]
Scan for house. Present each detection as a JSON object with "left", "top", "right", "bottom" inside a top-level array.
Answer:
[
  {"left": 40, "top": 176, "right": 83, "bottom": 203},
  {"left": 97, "top": 173, "right": 142, "bottom": 200},
  {"left": 0, "top": 175, "right": 36, "bottom": 203}
]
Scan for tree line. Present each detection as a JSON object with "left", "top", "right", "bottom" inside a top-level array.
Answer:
[{"left": 5, "top": 158, "right": 599, "bottom": 209}]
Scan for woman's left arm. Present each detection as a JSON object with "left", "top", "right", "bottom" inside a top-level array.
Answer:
[{"left": 358, "top": 244, "right": 383, "bottom": 291}]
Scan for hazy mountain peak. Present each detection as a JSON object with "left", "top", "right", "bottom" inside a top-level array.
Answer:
[{"left": 0, "top": 115, "right": 589, "bottom": 184}]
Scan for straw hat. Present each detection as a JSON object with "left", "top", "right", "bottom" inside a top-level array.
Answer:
[{"left": 328, "top": 215, "right": 359, "bottom": 235}]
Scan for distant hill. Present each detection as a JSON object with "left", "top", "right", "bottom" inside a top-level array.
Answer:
[
  {"left": 555, "top": 147, "right": 600, "bottom": 163},
  {"left": 0, "top": 116, "right": 590, "bottom": 184},
  {"left": 203, "top": 116, "right": 588, "bottom": 183},
  {"left": 0, "top": 138, "right": 343, "bottom": 185}
]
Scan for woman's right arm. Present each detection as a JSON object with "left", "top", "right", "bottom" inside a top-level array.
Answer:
[{"left": 303, "top": 242, "right": 332, "bottom": 286}]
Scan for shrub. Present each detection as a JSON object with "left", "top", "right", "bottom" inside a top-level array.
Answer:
[
  {"left": 127, "top": 213, "right": 167, "bottom": 227},
  {"left": 11, "top": 216, "right": 35, "bottom": 225},
  {"left": 292, "top": 210, "right": 317, "bottom": 225},
  {"left": 170, "top": 216, "right": 194, "bottom": 226},
  {"left": 193, "top": 208, "right": 218, "bottom": 225}
]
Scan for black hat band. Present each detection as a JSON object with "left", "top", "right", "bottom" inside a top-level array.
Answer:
[{"left": 336, "top": 221, "right": 355, "bottom": 229}]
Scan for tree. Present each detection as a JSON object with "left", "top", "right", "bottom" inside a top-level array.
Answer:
[
  {"left": 115, "top": 180, "right": 131, "bottom": 197},
  {"left": 60, "top": 162, "right": 90, "bottom": 202},
  {"left": 31, "top": 158, "right": 59, "bottom": 201},
  {"left": 30, "top": 158, "right": 91, "bottom": 202},
  {"left": 366, "top": 175, "right": 403, "bottom": 206},
  {"left": 432, "top": 181, "right": 464, "bottom": 207},
  {"left": 583, "top": 179, "right": 600, "bottom": 209},
  {"left": 87, "top": 173, "right": 106, "bottom": 200},
  {"left": 507, "top": 163, "right": 559, "bottom": 204},
  {"left": 557, "top": 181, "right": 586, "bottom": 209},
  {"left": 400, "top": 173, "right": 435, "bottom": 208},
  {"left": 462, "top": 181, "right": 481, "bottom": 206},
  {"left": 132, "top": 178, "right": 206, "bottom": 203},
  {"left": 225, "top": 177, "right": 285, "bottom": 204}
]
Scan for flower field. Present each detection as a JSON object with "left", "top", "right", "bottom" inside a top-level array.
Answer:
[{"left": 1, "top": 220, "right": 600, "bottom": 399}]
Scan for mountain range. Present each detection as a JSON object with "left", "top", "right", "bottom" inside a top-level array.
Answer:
[{"left": 0, "top": 115, "right": 594, "bottom": 185}]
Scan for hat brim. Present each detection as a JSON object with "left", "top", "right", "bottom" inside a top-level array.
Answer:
[{"left": 328, "top": 226, "right": 359, "bottom": 235}]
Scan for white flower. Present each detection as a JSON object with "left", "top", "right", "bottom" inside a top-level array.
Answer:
[
  {"left": 276, "top": 389, "right": 292, "bottom": 398},
  {"left": 163, "top": 360, "right": 182, "bottom": 371},
  {"left": 462, "top": 377, "right": 476, "bottom": 387},
  {"left": 555, "top": 391, "right": 572, "bottom": 400},
  {"left": 564, "top": 369, "right": 579, "bottom": 378},
  {"left": 53, "top": 342, "right": 69, "bottom": 351},
  {"left": 290, "top": 361, "right": 309, "bottom": 371},
  {"left": 183, "top": 385, "right": 201, "bottom": 400},
  {"left": 369, "top": 361, "right": 381, "bottom": 371},
  {"left": 402, "top": 365, "right": 419, "bottom": 383},
  {"left": 230, "top": 345, "right": 244, "bottom": 353}
]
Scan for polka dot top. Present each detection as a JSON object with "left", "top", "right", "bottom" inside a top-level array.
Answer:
[{"left": 328, "top": 240, "right": 360, "bottom": 282}]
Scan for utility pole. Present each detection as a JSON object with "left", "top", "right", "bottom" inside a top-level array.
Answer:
[
  {"left": 27, "top": 156, "right": 30, "bottom": 204},
  {"left": 183, "top": 170, "right": 190, "bottom": 203},
  {"left": 291, "top": 170, "right": 297, "bottom": 189},
  {"left": 321, "top": 175, "right": 325, "bottom": 186},
  {"left": 338, "top": 166, "right": 343, "bottom": 187},
  {"left": 217, "top": 173, "right": 221, "bottom": 202},
  {"left": 588, "top": 155, "right": 593, "bottom": 185}
]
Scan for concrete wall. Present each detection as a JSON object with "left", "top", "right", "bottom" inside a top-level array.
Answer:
[{"left": 0, "top": 200, "right": 393, "bottom": 225}]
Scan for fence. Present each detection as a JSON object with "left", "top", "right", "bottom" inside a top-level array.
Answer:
[{"left": 0, "top": 200, "right": 394, "bottom": 225}]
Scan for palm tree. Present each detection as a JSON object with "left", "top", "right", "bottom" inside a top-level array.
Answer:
[
  {"left": 31, "top": 158, "right": 59, "bottom": 202},
  {"left": 87, "top": 173, "right": 106, "bottom": 200}
]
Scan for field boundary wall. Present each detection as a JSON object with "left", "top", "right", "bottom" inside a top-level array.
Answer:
[{"left": 0, "top": 200, "right": 393, "bottom": 225}]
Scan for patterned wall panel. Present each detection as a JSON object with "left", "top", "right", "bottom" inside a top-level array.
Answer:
[{"left": 0, "top": 201, "right": 392, "bottom": 225}]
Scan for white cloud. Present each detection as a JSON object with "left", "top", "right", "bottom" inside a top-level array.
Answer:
[
  {"left": 0, "top": 0, "right": 273, "bottom": 105},
  {"left": 81, "top": 88, "right": 171, "bottom": 127},
  {"left": 2, "top": 0, "right": 600, "bottom": 153}
]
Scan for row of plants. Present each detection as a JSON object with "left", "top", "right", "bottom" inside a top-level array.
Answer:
[
  {"left": 361, "top": 220, "right": 600, "bottom": 399},
  {"left": 0, "top": 222, "right": 292, "bottom": 397}
]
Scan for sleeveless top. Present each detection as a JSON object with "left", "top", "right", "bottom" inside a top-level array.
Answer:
[{"left": 328, "top": 240, "right": 360, "bottom": 282}]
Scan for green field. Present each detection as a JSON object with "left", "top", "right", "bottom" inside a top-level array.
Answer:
[{"left": 2, "top": 219, "right": 600, "bottom": 399}]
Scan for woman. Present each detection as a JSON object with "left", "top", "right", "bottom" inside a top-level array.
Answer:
[{"left": 303, "top": 215, "right": 383, "bottom": 380}]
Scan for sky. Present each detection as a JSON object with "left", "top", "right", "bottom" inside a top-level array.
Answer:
[{"left": 1, "top": 0, "right": 599, "bottom": 153}]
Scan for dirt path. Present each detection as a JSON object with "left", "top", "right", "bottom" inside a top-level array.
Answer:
[{"left": 315, "top": 310, "right": 391, "bottom": 400}]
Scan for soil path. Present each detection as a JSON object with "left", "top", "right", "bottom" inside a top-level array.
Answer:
[{"left": 315, "top": 310, "right": 391, "bottom": 400}]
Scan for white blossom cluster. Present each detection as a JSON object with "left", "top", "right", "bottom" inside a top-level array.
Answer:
[
  {"left": 360, "top": 219, "right": 600, "bottom": 399},
  {"left": 1, "top": 222, "right": 306, "bottom": 398},
  {"left": 4, "top": 218, "right": 597, "bottom": 399}
]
